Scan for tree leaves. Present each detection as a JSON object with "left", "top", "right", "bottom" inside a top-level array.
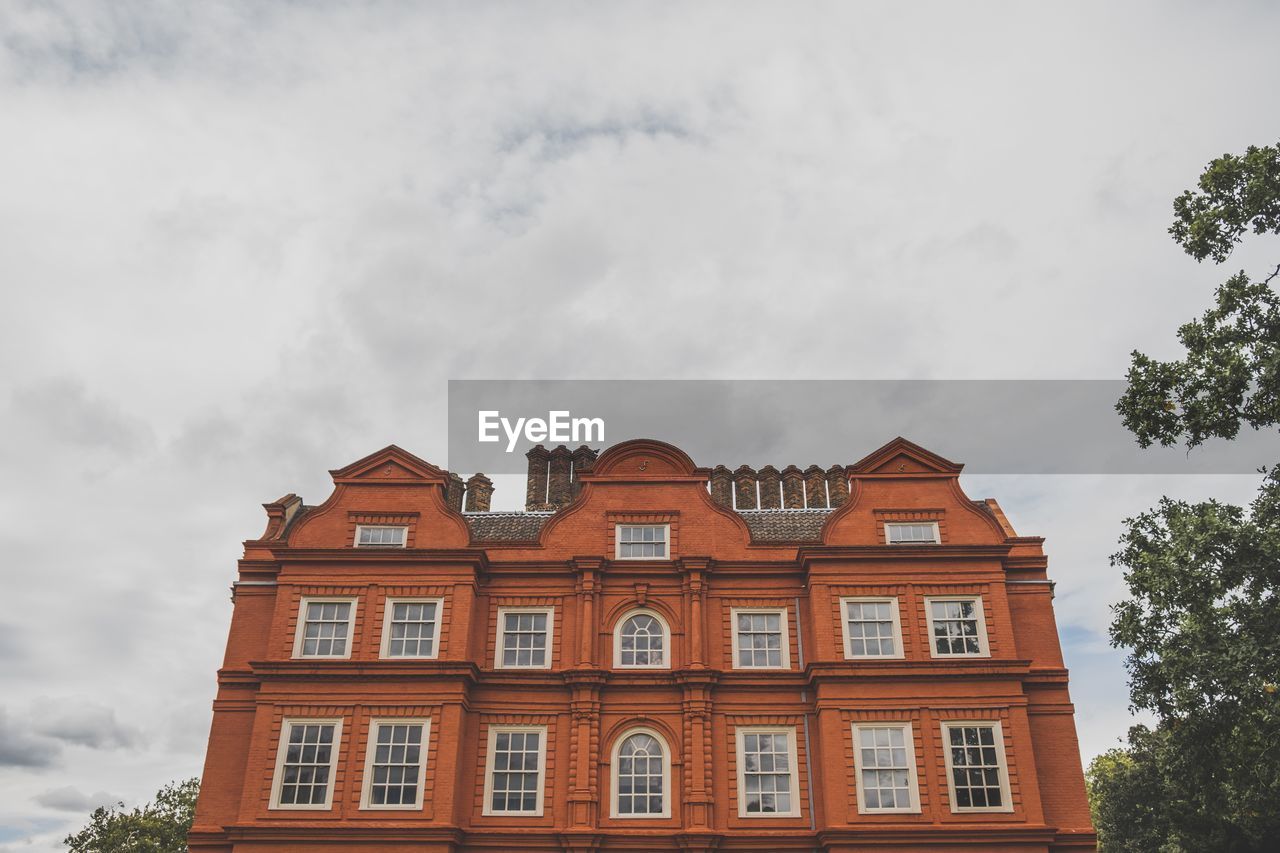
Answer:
[
  {"left": 1169, "top": 142, "right": 1280, "bottom": 263},
  {"left": 64, "top": 778, "right": 198, "bottom": 853}
]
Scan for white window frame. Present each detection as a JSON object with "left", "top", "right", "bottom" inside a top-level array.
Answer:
[
  {"left": 481, "top": 724, "right": 548, "bottom": 816},
  {"left": 292, "top": 596, "right": 358, "bottom": 660},
  {"left": 614, "top": 524, "right": 670, "bottom": 560},
  {"left": 734, "top": 726, "right": 802, "bottom": 818},
  {"left": 495, "top": 606, "right": 555, "bottom": 670},
  {"left": 354, "top": 524, "right": 409, "bottom": 548},
  {"left": 940, "top": 720, "right": 1014, "bottom": 814},
  {"left": 379, "top": 597, "right": 445, "bottom": 660},
  {"left": 924, "top": 595, "right": 991, "bottom": 658},
  {"left": 839, "top": 597, "right": 904, "bottom": 660},
  {"left": 610, "top": 726, "right": 672, "bottom": 819},
  {"left": 730, "top": 607, "right": 791, "bottom": 670},
  {"left": 884, "top": 521, "right": 940, "bottom": 544},
  {"left": 269, "top": 717, "right": 343, "bottom": 811},
  {"left": 612, "top": 608, "right": 671, "bottom": 670},
  {"left": 851, "top": 722, "right": 921, "bottom": 814},
  {"left": 360, "top": 718, "right": 431, "bottom": 810}
]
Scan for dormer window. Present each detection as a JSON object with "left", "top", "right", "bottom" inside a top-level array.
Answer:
[
  {"left": 884, "top": 522, "right": 940, "bottom": 544},
  {"left": 355, "top": 525, "right": 407, "bottom": 548},
  {"left": 616, "top": 525, "right": 669, "bottom": 560}
]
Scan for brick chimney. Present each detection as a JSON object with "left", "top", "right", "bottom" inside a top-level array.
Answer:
[
  {"left": 710, "top": 465, "right": 733, "bottom": 506},
  {"left": 734, "top": 465, "right": 758, "bottom": 510},
  {"left": 758, "top": 465, "right": 781, "bottom": 509},
  {"left": 781, "top": 465, "right": 804, "bottom": 508},
  {"left": 547, "top": 445, "right": 573, "bottom": 508},
  {"left": 445, "top": 472, "right": 465, "bottom": 512},
  {"left": 826, "top": 464, "right": 849, "bottom": 507},
  {"left": 804, "top": 465, "right": 828, "bottom": 508},
  {"left": 571, "top": 445, "right": 597, "bottom": 497},
  {"left": 465, "top": 473, "right": 493, "bottom": 512},
  {"left": 525, "top": 445, "right": 550, "bottom": 511}
]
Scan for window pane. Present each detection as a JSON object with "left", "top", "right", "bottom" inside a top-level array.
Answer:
[
  {"left": 947, "top": 725, "right": 1004, "bottom": 809},
  {"left": 740, "top": 731, "right": 794, "bottom": 815},
  {"left": 619, "top": 614, "right": 665, "bottom": 667},
  {"left": 856, "top": 727, "right": 914, "bottom": 811},
  {"left": 930, "top": 600, "right": 983, "bottom": 656},
  {"left": 616, "top": 733, "right": 665, "bottom": 815},
  {"left": 367, "top": 723, "right": 424, "bottom": 806},
  {"left": 358, "top": 526, "right": 406, "bottom": 546},
  {"left": 490, "top": 730, "right": 542, "bottom": 813},
  {"left": 386, "top": 601, "right": 438, "bottom": 657},
  {"left": 885, "top": 523, "right": 939, "bottom": 543},
  {"left": 501, "top": 611, "right": 550, "bottom": 667},
  {"left": 736, "top": 611, "right": 785, "bottom": 668},
  {"left": 278, "top": 723, "right": 336, "bottom": 806},
  {"left": 846, "top": 600, "right": 897, "bottom": 657},
  {"left": 618, "top": 525, "right": 668, "bottom": 559},
  {"left": 299, "top": 602, "right": 351, "bottom": 657}
]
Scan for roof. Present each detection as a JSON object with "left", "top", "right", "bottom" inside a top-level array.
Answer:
[{"left": 461, "top": 508, "right": 834, "bottom": 545}]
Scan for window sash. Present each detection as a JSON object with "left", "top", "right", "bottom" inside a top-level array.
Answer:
[
  {"left": 884, "top": 522, "right": 939, "bottom": 544},
  {"left": 942, "top": 723, "right": 1011, "bottom": 812},
  {"left": 356, "top": 525, "right": 407, "bottom": 547},
  {"left": 732, "top": 609, "right": 789, "bottom": 669},
  {"left": 736, "top": 728, "right": 800, "bottom": 817},
  {"left": 382, "top": 599, "right": 442, "bottom": 659},
  {"left": 614, "top": 732, "right": 667, "bottom": 817},
  {"left": 841, "top": 598, "right": 902, "bottom": 658},
  {"left": 294, "top": 598, "right": 356, "bottom": 659},
  {"left": 272, "top": 719, "right": 342, "bottom": 810},
  {"left": 497, "top": 609, "right": 553, "bottom": 669},
  {"left": 363, "top": 721, "right": 429, "bottom": 809},
  {"left": 853, "top": 724, "right": 919, "bottom": 813},
  {"left": 616, "top": 525, "right": 669, "bottom": 559},
  {"left": 484, "top": 727, "right": 546, "bottom": 815},
  {"left": 927, "top": 598, "right": 988, "bottom": 657},
  {"left": 617, "top": 612, "right": 666, "bottom": 668}
]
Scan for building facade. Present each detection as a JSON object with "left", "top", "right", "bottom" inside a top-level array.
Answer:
[{"left": 190, "top": 437, "right": 1096, "bottom": 852}]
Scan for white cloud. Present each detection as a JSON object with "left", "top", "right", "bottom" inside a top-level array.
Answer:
[{"left": 1, "top": 1, "right": 1277, "bottom": 848}]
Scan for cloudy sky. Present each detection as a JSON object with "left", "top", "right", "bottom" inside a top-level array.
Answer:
[{"left": 1, "top": 0, "right": 1277, "bottom": 848}]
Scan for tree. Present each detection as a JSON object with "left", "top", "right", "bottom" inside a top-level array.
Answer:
[
  {"left": 1117, "top": 141, "right": 1280, "bottom": 450},
  {"left": 1096, "top": 142, "right": 1280, "bottom": 851},
  {"left": 64, "top": 778, "right": 198, "bottom": 853}
]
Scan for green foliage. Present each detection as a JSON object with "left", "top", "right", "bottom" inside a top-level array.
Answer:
[
  {"left": 1169, "top": 142, "right": 1280, "bottom": 263},
  {"left": 1097, "top": 476, "right": 1280, "bottom": 851},
  {"left": 1098, "top": 142, "right": 1280, "bottom": 851},
  {"left": 1117, "top": 268, "right": 1280, "bottom": 448},
  {"left": 64, "top": 778, "right": 198, "bottom": 853}
]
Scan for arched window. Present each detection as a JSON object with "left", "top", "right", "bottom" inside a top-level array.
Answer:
[
  {"left": 614, "top": 610, "right": 669, "bottom": 668},
  {"left": 612, "top": 729, "right": 671, "bottom": 818}
]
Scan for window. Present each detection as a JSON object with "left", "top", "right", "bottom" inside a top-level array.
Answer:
[
  {"left": 884, "top": 522, "right": 939, "bottom": 544},
  {"left": 293, "top": 598, "right": 357, "bottom": 659},
  {"left": 355, "top": 525, "right": 407, "bottom": 547},
  {"left": 496, "top": 607, "right": 554, "bottom": 669},
  {"left": 361, "top": 720, "right": 429, "bottom": 809},
  {"left": 851, "top": 724, "right": 920, "bottom": 813},
  {"left": 735, "top": 727, "right": 801, "bottom": 817},
  {"left": 925, "top": 597, "right": 990, "bottom": 657},
  {"left": 731, "top": 608, "right": 790, "bottom": 669},
  {"left": 840, "top": 597, "right": 903, "bottom": 659},
  {"left": 270, "top": 719, "right": 342, "bottom": 810},
  {"left": 941, "top": 722, "right": 1012, "bottom": 812},
  {"left": 482, "top": 726, "right": 547, "bottom": 815},
  {"left": 380, "top": 599, "right": 443, "bottom": 659},
  {"left": 616, "top": 524, "right": 668, "bottom": 559},
  {"left": 614, "top": 610, "right": 669, "bottom": 669},
  {"left": 612, "top": 729, "right": 671, "bottom": 818}
]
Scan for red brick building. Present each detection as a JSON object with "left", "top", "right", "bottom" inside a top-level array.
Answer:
[{"left": 190, "top": 437, "right": 1096, "bottom": 852}]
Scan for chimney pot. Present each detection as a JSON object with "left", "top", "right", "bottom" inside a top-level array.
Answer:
[
  {"left": 758, "top": 465, "right": 781, "bottom": 509},
  {"left": 733, "top": 464, "right": 758, "bottom": 510},
  {"left": 465, "top": 473, "right": 494, "bottom": 512},
  {"left": 445, "top": 472, "right": 465, "bottom": 512},
  {"left": 826, "top": 464, "right": 850, "bottom": 506},
  {"left": 710, "top": 465, "right": 733, "bottom": 506},
  {"left": 525, "top": 445, "right": 551, "bottom": 511},
  {"left": 547, "top": 445, "right": 574, "bottom": 508},
  {"left": 781, "top": 465, "right": 804, "bottom": 508},
  {"left": 803, "top": 464, "right": 828, "bottom": 508}
]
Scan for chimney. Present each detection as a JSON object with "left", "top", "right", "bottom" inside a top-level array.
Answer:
[
  {"left": 758, "top": 465, "right": 781, "bottom": 509},
  {"left": 445, "top": 472, "right": 465, "bottom": 512},
  {"left": 547, "top": 445, "right": 573, "bottom": 508},
  {"left": 804, "top": 465, "right": 828, "bottom": 508},
  {"left": 826, "top": 465, "right": 849, "bottom": 506},
  {"left": 465, "top": 473, "right": 493, "bottom": 512},
  {"left": 734, "top": 465, "right": 758, "bottom": 510},
  {"left": 525, "top": 445, "right": 550, "bottom": 510},
  {"left": 571, "top": 445, "right": 597, "bottom": 497},
  {"left": 710, "top": 465, "right": 733, "bottom": 506},
  {"left": 781, "top": 465, "right": 805, "bottom": 508}
]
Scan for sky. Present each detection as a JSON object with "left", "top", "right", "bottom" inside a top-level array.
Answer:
[{"left": 1, "top": 0, "right": 1278, "bottom": 848}]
